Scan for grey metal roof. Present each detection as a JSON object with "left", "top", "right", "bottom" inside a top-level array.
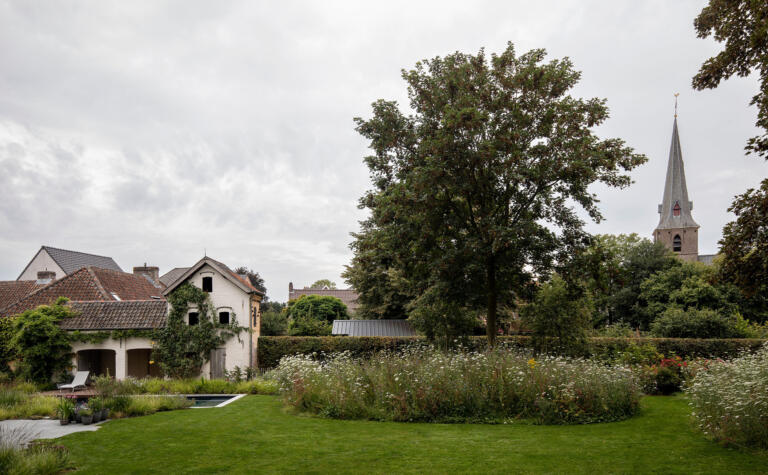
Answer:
[
  {"left": 656, "top": 119, "right": 699, "bottom": 230},
  {"left": 159, "top": 267, "right": 189, "bottom": 287},
  {"left": 331, "top": 319, "right": 416, "bottom": 337},
  {"left": 42, "top": 246, "right": 123, "bottom": 275},
  {"left": 697, "top": 254, "right": 717, "bottom": 265}
]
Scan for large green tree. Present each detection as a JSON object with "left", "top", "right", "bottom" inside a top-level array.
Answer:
[
  {"left": 693, "top": 0, "right": 768, "bottom": 158},
  {"left": 718, "top": 179, "right": 768, "bottom": 322},
  {"left": 348, "top": 44, "right": 646, "bottom": 344},
  {"left": 11, "top": 298, "right": 74, "bottom": 384},
  {"left": 563, "top": 234, "right": 678, "bottom": 327}
]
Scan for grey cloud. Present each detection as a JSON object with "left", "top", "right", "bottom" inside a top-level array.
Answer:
[{"left": 0, "top": 0, "right": 765, "bottom": 301}]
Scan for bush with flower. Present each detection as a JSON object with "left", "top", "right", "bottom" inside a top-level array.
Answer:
[
  {"left": 273, "top": 347, "right": 641, "bottom": 424},
  {"left": 687, "top": 342, "right": 768, "bottom": 449}
]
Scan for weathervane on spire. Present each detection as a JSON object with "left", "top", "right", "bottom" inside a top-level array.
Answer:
[{"left": 674, "top": 93, "right": 679, "bottom": 118}]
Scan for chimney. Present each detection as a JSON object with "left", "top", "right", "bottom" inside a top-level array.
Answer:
[
  {"left": 36, "top": 270, "right": 56, "bottom": 284},
  {"left": 289, "top": 282, "right": 294, "bottom": 292},
  {"left": 133, "top": 264, "right": 160, "bottom": 284}
]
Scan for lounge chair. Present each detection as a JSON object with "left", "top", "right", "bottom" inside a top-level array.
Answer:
[{"left": 58, "top": 371, "right": 89, "bottom": 393}]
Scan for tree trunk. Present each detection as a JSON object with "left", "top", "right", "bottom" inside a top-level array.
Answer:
[{"left": 486, "top": 258, "right": 497, "bottom": 347}]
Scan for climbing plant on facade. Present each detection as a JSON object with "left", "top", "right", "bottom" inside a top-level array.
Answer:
[{"left": 153, "top": 283, "right": 247, "bottom": 379}]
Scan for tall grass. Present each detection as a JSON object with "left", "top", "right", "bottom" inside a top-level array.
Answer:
[
  {"left": 94, "top": 376, "right": 277, "bottom": 396},
  {"left": 687, "top": 342, "right": 768, "bottom": 449},
  {"left": 0, "top": 388, "right": 58, "bottom": 421},
  {"left": 0, "top": 426, "right": 73, "bottom": 475},
  {"left": 274, "top": 348, "right": 641, "bottom": 424}
]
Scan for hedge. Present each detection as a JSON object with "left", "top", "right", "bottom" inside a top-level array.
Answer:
[{"left": 257, "top": 336, "right": 767, "bottom": 368}]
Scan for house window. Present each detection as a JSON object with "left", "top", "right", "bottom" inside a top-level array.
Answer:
[
  {"left": 189, "top": 312, "right": 199, "bottom": 326},
  {"left": 202, "top": 277, "right": 213, "bottom": 292},
  {"left": 673, "top": 235, "right": 682, "bottom": 252},
  {"left": 219, "top": 311, "right": 230, "bottom": 325},
  {"left": 673, "top": 201, "right": 681, "bottom": 217}
]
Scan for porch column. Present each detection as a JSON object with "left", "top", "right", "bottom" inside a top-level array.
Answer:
[{"left": 115, "top": 348, "right": 127, "bottom": 380}]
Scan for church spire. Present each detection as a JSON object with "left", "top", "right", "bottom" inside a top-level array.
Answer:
[{"left": 656, "top": 116, "right": 699, "bottom": 230}]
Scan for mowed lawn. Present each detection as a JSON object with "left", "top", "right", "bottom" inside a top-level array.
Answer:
[{"left": 58, "top": 395, "right": 767, "bottom": 474}]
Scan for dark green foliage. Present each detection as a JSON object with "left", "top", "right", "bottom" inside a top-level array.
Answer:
[
  {"left": 0, "top": 318, "right": 16, "bottom": 374},
  {"left": 10, "top": 297, "right": 74, "bottom": 384},
  {"left": 153, "top": 283, "right": 245, "bottom": 378},
  {"left": 637, "top": 262, "right": 742, "bottom": 330},
  {"left": 348, "top": 43, "right": 646, "bottom": 344},
  {"left": 260, "top": 309, "right": 288, "bottom": 336},
  {"left": 718, "top": 178, "right": 768, "bottom": 322},
  {"left": 285, "top": 295, "right": 347, "bottom": 336},
  {"left": 286, "top": 295, "right": 348, "bottom": 324},
  {"left": 650, "top": 308, "right": 749, "bottom": 339},
  {"left": 693, "top": 0, "right": 768, "bottom": 158},
  {"left": 565, "top": 234, "right": 678, "bottom": 328},
  {"left": 256, "top": 335, "right": 766, "bottom": 368},
  {"left": 521, "top": 275, "right": 593, "bottom": 356},
  {"left": 232, "top": 266, "right": 267, "bottom": 295}
]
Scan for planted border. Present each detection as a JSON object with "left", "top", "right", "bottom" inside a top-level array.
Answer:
[{"left": 257, "top": 336, "right": 766, "bottom": 368}]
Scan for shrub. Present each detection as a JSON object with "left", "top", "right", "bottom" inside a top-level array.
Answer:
[
  {"left": 260, "top": 310, "right": 288, "bottom": 336},
  {"left": 106, "top": 395, "right": 192, "bottom": 418},
  {"left": 687, "top": 343, "right": 768, "bottom": 449},
  {"left": 274, "top": 348, "right": 640, "bottom": 424},
  {"left": 10, "top": 298, "right": 74, "bottom": 384},
  {"left": 0, "top": 427, "right": 73, "bottom": 475},
  {"left": 521, "top": 276, "right": 594, "bottom": 356},
  {"left": 650, "top": 308, "right": 750, "bottom": 338}
]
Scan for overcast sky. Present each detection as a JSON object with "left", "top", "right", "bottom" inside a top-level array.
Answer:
[{"left": 1, "top": 1, "right": 765, "bottom": 302}]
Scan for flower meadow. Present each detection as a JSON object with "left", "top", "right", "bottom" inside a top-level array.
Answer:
[
  {"left": 273, "top": 348, "right": 641, "bottom": 424},
  {"left": 687, "top": 342, "right": 768, "bottom": 449}
]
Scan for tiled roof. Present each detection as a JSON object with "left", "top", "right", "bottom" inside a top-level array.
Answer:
[
  {"left": 289, "top": 288, "right": 359, "bottom": 312},
  {"left": 0, "top": 281, "right": 44, "bottom": 312},
  {"left": 0, "top": 267, "right": 165, "bottom": 318},
  {"left": 159, "top": 267, "right": 189, "bottom": 287},
  {"left": 162, "top": 257, "right": 264, "bottom": 296},
  {"left": 331, "top": 320, "right": 416, "bottom": 337},
  {"left": 61, "top": 300, "right": 168, "bottom": 330},
  {"left": 42, "top": 246, "right": 123, "bottom": 275}
]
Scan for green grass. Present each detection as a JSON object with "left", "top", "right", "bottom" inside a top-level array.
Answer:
[{"left": 57, "top": 395, "right": 767, "bottom": 474}]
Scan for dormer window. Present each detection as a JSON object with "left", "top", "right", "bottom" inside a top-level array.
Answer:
[
  {"left": 673, "top": 234, "right": 682, "bottom": 252},
  {"left": 189, "top": 312, "right": 199, "bottom": 325},
  {"left": 672, "top": 201, "right": 681, "bottom": 217},
  {"left": 202, "top": 276, "right": 213, "bottom": 292}
]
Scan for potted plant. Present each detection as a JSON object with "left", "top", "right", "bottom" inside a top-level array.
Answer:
[
  {"left": 89, "top": 397, "right": 103, "bottom": 422},
  {"left": 56, "top": 398, "right": 75, "bottom": 426},
  {"left": 80, "top": 407, "right": 93, "bottom": 425}
]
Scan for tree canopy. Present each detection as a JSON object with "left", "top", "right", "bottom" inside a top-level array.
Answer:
[
  {"left": 10, "top": 297, "right": 74, "bottom": 384},
  {"left": 310, "top": 279, "right": 337, "bottom": 289},
  {"left": 718, "top": 178, "right": 768, "bottom": 322},
  {"left": 693, "top": 0, "right": 768, "bottom": 158},
  {"left": 347, "top": 43, "right": 646, "bottom": 344},
  {"left": 233, "top": 266, "right": 267, "bottom": 296}
]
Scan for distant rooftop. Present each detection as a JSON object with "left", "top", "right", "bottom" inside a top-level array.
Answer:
[{"left": 18, "top": 246, "right": 123, "bottom": 279}]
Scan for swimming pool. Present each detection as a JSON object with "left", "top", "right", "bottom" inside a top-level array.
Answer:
[{"left": 186, "top": 394, "right": 245, "bottom": 408}]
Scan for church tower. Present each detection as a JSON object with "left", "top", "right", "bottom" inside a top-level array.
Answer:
[{"left": 653, "top": 115, "right": 699, "bottom": 261}]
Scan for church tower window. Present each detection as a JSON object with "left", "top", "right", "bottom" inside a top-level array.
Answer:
[
  {"left": 672, "top": 201, "right": 681, "bottom": 216},
  {"left": 673, "top": 234, "right": 682, "bottom": 252}
]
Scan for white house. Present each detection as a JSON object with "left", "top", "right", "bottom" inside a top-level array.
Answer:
[{"left": 160, "top": 257, "right": 263, "bottom": 378}]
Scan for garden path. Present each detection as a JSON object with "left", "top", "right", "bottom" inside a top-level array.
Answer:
[{"left": 0, "top": 419, "right": 102, "bottom": 446}]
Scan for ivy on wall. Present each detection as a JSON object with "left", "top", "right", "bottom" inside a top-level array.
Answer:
[
  {"left": 67, "top": 329, "right": 157, "bottom": 344},
  {"left": 152, "top": 283, "right": 247, "bottom": 378}
]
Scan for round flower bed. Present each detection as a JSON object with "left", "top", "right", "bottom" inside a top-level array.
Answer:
[{"left": 273, "top": 347, "right": 641, "bottom": 424}]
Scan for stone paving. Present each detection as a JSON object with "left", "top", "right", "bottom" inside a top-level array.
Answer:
[{"left": 0, "top": 418, "right": 102, "bottom": 446}]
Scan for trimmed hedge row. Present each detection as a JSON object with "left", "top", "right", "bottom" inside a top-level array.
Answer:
[{"left": 256, "top": 336, "right": 767, "bottom": 368}]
